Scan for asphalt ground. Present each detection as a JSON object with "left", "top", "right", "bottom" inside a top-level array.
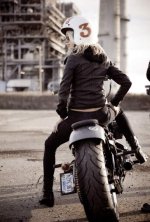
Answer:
[{"left": 0, "top": 110, "right": 150, "bottom": 222}]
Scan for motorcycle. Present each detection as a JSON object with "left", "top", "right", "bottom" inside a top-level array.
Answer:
[{"left": 55, "top": 118, "right": 139, "bottom": 222}]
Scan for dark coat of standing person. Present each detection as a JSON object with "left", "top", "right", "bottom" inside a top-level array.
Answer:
[
  {"left": 146, "top": 61, "right": 150, "bottom": 81},
  {"left": 141, "top": 61, "right": 150, "bottom": 213}
]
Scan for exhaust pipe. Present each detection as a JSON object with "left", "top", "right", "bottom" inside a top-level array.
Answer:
[{"left": 123, "top": 159, "right": 133, "bottom": 171}]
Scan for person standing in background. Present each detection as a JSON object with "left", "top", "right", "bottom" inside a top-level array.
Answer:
[
  {"left": 146, "top": 61, "right": 150, "bottom": 81},
  {"left": 141, "top": 61, "right": 150, "bottom": 213}
]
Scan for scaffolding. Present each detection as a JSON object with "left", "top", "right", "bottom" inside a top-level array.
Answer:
[{"left": 0, "top": 0, "right": 74, "bottom": 91}]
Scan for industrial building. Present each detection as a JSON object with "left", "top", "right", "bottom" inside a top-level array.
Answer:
[
  {"left": 0, "top": 0, "right": 130, "bottom": 94},
  {"left": 0, "top": 0, "right": 79, "bottom": 92}
]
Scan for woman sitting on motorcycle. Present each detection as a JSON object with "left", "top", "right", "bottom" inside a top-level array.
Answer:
[{"left": 39, "top": 16, "right": 147, "bottom": 207}]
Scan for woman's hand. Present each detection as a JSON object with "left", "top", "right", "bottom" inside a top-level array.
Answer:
[
  {"left": 107, "top": 102, "right": 120, "bottom": 116},
  {"left": 52, "top": 118, "right": 64, "bottom": 133}
]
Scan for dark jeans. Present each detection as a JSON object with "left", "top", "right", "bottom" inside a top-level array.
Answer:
[{"left": 43, "top": 106, "right": 109, "bottom": 191}]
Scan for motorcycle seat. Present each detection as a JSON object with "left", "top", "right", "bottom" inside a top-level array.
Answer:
[{"left": 71, "top": 119, "right": 99, "bottom": 130}]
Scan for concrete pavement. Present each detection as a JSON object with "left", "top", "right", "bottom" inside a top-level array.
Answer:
[{"left": 0, "top": 110, "right": 150, "bottom": 222}]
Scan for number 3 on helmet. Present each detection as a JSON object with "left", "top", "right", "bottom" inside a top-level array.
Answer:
[{"left": 61, "top": 16, "right": 95, "bottom": 45}]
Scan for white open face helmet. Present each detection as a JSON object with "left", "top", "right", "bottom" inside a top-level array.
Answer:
[{"left": 61, "top": 16, "right": 95, "bottom": 45}]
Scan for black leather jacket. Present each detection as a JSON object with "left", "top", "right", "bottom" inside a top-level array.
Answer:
[
  {"left": 146, "top": 61, "right": 150, "bottom": 81},
  {"left": 56, "top": 48, "right": 132, "bottom": 119}
]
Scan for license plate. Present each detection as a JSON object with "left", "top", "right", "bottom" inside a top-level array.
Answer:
[{"left": 60, "top": 172, "right": 76, "bottom": 195}]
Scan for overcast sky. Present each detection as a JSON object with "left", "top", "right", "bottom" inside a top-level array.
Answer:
[{"left": 62, "top": 0, "right": 150, "bottom": 94}]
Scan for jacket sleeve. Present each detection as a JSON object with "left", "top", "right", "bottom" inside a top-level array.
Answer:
[
  {"left": 107, "top": 64, "right": 132, "bottom": 106},
  {"left": 146, "top": 61, "right": 150, "bottom": 81},
  {"left": 56, "top": 55, "right": 75, "bottom": 118}
]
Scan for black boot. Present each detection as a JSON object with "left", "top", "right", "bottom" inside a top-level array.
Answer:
[
  {"left": 127, "top": 136, "right": 147, "bottom": 164},
  {"left": 39, "top": 190, "right": 54, "bottom": 207},
  {"left": 115, "top": 110, "right": 147, "bottom": 164},
  {"left": 39, "top": 175, "right": 54, "bottom": 207},
  {"left": 40, "top": 143, "right": 55, "bottom": 207},
  {"left": 141, "top": 203, "right": 150, "bottom": 213}
]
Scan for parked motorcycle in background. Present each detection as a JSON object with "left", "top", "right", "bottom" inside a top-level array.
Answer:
[
  {"left": 55, "top": 117, "right": 140, "bottom": 222},
  {"left": 145, "top": 71, "right": 150, "bottom": 119}
]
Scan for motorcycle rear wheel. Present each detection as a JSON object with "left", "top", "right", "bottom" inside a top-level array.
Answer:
[{"left": 75, "top": 139, "right": 119, "bottom": 222}]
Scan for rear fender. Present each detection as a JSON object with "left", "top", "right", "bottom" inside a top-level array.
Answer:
[{"left": 69, "top": 119, "right": 105, "bottom": 148}]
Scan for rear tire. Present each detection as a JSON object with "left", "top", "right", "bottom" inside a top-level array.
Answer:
[{"left": 75, "top": 139, "right": 119, "bottom": 222}]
